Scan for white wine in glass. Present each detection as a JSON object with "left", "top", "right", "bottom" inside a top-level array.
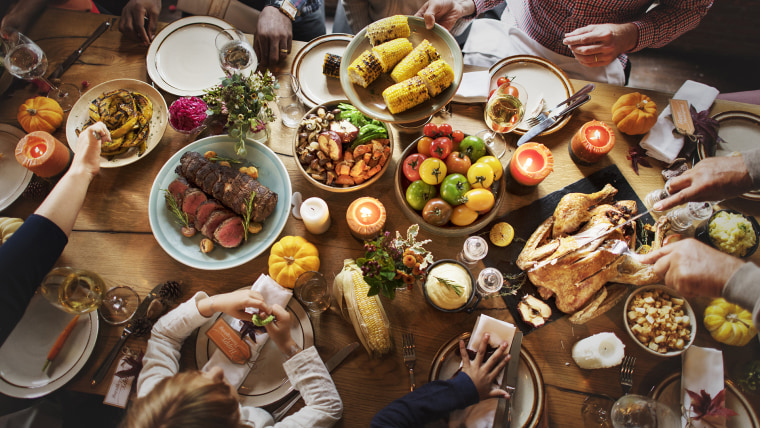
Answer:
[
  {"left": 478, "top": 82, "right": 528, "bottom": 158},
  {"left": 215, "top": 29, "right": 257, "bottom": 75},
  {"left": 41, "top": 267, "right": 105, "bottom": 314}
]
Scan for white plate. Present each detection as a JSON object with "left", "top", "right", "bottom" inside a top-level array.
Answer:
[
  {"left": 148, "top": 136, "right": 292, "bottom": 270},
  {"left": 66, "top": 78, "right": 168, "bottom": 168},
  {"left": 147, "top": 16, "right": 230, "bottom": 96},
  {"left": 429, "top": 332, "right": 544, "bottom": 427},
  {"left": 195, "top": 298, "right": 314, "bottom": 406},
  {"left": 489, "top": 55, "right": 574, "bottom": 136},
  {"left": 0, "top": 124, "right": 32, "bottom": 212},
  {"left": 0, "top": 293, "right": 98, "bottom": 398},
  {"left": 291, "top": 33, "right": 352, "bottom": 108},
  {"left": 652, "top": 373, "right": 759, "bottom": 427}
]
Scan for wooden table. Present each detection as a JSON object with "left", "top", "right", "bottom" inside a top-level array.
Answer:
[{"left": 2, "top": 9, "right": 759, "bottom": 427}]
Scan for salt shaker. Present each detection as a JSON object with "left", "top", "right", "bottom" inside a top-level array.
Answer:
[
  {"left": 643, "top": 179, "right": 673, "bottom": 213},
  {"left": 666, "top": 202, "right": 713, "bottom": 232}
]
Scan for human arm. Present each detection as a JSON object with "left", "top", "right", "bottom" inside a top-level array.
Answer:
[
  {"left": 196, "top": 288, "right": 269, "bottom": 320},
  {"left": 0, "top": 0, "right": 48, "bottom": 35},
  {"left": 118, "top": 0, "right": 161, "bottom": 46},
  {"left": 628, "top": 0, "right": 712, "bottom": 52},
  {"left": 254, "top": 6, "right": 293, "bottom": 67},
  {"left": 415, "top": 0, "right": 501, "bottom": 34},
  {"left": 723, "top": 263, "right": 760, "bottom": 328},
  {"left": 339, "top": 0, "right": 371, "bottom": 33},
  {"left": 460, "top": 334, "right": 510, "bottom": 400},
  {"left": 562, "top": 23, "right": 638, "bottom": 67}
]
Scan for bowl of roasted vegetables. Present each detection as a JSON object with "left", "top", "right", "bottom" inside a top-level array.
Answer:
[{"left": 294, "top": 101, "right": 393, "bottom": 192}]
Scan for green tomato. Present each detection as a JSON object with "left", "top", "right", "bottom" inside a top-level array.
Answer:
[
  {"left": 459, "top": 135, "right": 487, "bottom": 162},
  {"left": 439, "top": 173, "right": 471, "bottom": 206},
  {"left": 406, "top": 180, "right": 438, "bottom": 211}
]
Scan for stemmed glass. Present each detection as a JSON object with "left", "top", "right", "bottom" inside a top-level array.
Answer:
[
  {"left": 2, "top": 32, "right": 80, "bottom": 111},
  {"left": 477, "top": 81, "right": 528, "bottom": 158},
  {"left": 581, "top": 395, "right": 679, "bottom": 428},
  {"left": 215, "top": 29, "right": 257, "bottom": 75}
]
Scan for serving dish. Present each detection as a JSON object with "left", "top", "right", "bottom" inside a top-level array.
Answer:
[
  {"left": 291, "top": 33, "right": 353, "bottom": 108},
  {"left": 423, "top": 259, "right": 480, "bottom": 313},
  {"left": 0, "top": 124, "right": 33, "bottom": 211},
  {"left": 695, "top": 209, "right": 759, "bottom": 258},
  {"left": 623, "top": 285, "right": 696, "bottom": 357}
]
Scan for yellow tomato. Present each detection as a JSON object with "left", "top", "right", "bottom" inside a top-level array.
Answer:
[
  {"left": 476, "top": 155, "right": 503, "bottom": 180},
  {"left": 489, "top": 222, "right": 514, "bottom": 247},
  {"left": 463, "top": 188, "right": 495, "bottom": 212},
  {"left": 419, "top": 157, "right": 447, "bottom": 185},
  {"left": 450, "top": 205, "right": 478, "bottom": 226},
  {"left": 467, "top": 163, "right": 494, "bottom": 189}
]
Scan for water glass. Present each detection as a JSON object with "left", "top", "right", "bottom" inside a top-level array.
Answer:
[
  {"left": 610, "top": 395, "right": 679, "bottom": 428},
  {"left": 99, "top": 285, "right": 140, "bottom": 325},
  {"left": 215, "top": 28, "right": 257, "bottom": 75},
  {"left": 294, "top": 271, "right": 330, "bottom": 315},
  {"left": 276, "top": 73, "right": 306, "bottom": 128},
  {"left": 476, "top": 267, "right": 503, "bottom": 295},
  {"left": 457, "top": 236, "right": 488, "bottom": 267}
]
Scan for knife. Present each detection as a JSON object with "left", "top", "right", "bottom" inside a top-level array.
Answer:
[
  {"left": 516, "top": 94, "right": 591, "bottom": 146},
  {"left": 494, "top": 331, "right": 523, "bottom": 428},
  {"left": 272, "top": 341, "right": 360, "bottom": 421},
  {"left": 530, "top": 83, "right": 596, "bottom": 126},
  {"left": 91, "top": 283, "right": 163, "bottom": 385},
  {"left": 48, "top": 19, "right": 112, "bottom": 81}
]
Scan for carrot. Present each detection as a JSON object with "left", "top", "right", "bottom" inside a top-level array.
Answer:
[{"left": 42, "top": 314, "right": 80, "bottom": 372}]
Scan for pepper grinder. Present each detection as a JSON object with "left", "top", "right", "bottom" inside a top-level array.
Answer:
[{"left": 666, "top": 202, "right": 713, "bottom": 232}]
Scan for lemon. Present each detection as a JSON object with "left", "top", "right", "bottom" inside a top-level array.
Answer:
[
  {"left": 636, "top": 244, "right": 652, "bottom": 254},
  {"left": 489, "top": 222, "right": 514, "bottom": 247}
]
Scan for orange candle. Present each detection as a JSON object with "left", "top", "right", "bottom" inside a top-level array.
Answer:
[
  {"left": 508, "top": 143, "right": 554, "bottom": 186},
  {"left": 15, "top": 131, "right": 71, "bottom": 178},
  {"left": 570, "top": 120, "right": 615, "bottom": 165},
  {"left": 346, "top": 197, "right": 386, "bottom": 240}
]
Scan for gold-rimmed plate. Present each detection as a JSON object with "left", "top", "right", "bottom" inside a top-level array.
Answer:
[
  {"left": 291, "top": 33, "right": 352, "bottom": 108},
  {"left": 0, "top": 124, "right": 32, "bottom": 211}
]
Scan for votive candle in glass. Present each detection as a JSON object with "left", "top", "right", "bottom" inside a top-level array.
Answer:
[
  {"left": 507, "top": 142, "right": 553, "bottom": 187},
  {"left": 15, "top": 131, "right": 71, "bottom": 178},
  {"left": 346, "top": 197, "right": 386, "bottom": 240},
  {"left": 570, "top": 120, "right": 615, "bottom": 165},
  {"left": 300, "top": 197, "right": 331, "bottom": 234}
]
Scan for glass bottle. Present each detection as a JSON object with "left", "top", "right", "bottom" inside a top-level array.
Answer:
[{"left": 666, "top": 202, "right": 713, "bottom": 232}]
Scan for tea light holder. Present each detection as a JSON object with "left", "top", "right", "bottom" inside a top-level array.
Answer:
[
  {"left": 15, "top": 131, "right": 72, "bottom": 178},
  {"left": 505, "top": 142, "right": 553, "bottom": 195},
  {"left": 300, "top": 197, "right": 331, "bottom": 234},
  {"left": 569, "top": 120, "right": 615, "bottom": 165},
  {"left": 346, "top": 197, "right": 386, "bottom": 240}
]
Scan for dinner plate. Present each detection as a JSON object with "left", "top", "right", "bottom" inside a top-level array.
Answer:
[
  {"left": 489, "top": 55, "right": 574, "bottom": 136},
  {"left": 291, "top": 33, "right": 352, "bottom": 108},
  {"left": 429, "top": 332, "right": 544, "bottom": 427},
  {"left": 651, "top": 373, "right": 759, "bottom": 427},
  {"left": 148, "top": 136, "right": 292, "bottom": 270},
  {"left": 0, "top": 292, "right": 98, "bottom": 398},
  {"left": 195, "top": 298, "right": 314, "bottom": 407},
  {"left": 0, "top": 124, "right": 32, "bottom": 212},
  {"left": 699, "top": 110, "right": 760, "bottom": 201},
  {"left": 66, "top": 78, "right": 168, "bottom": 168},
  {"left": 147, "top": 16, "right": 230, "bottom": 96},
  {"left": 340, "top": 16, "right": 463, "bottom": 124}
]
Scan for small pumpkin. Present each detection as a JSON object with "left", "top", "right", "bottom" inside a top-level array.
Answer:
[
  {"left": 611, "top": 92, "right": 657, "bottom": 135},
  {"left": 17, "top": 97, "right": 64, "bottom": 133},
  {"left": 703, "top": 298, "right": 757, "bottom": 346},
  {"left": 268, "top": 236, "right": 320, "bottom": 288}
]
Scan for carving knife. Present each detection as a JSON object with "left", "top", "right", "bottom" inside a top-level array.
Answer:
[
  {"left": 48, "top": 19, "right": 112, "bottom": 81},
  {"left": 494, "top": 330, "right": 522, "bottom": 428},
  {"left": 516, "top": 94, "right": 591, "bottom": 146}
]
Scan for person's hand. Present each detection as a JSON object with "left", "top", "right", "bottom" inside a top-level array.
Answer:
[
  {"left": 197, "top": 289, "right": 269, "bottom": 320},
  {"left": 415, "top": 0, "right": 475, "bottom": 31},
  {"left": 254, "top": 6, "right": 292, "bottom": 67},
  {"left": 638, "top": 239, "right": 745, "bottom": 298},
  {"left": 70, "top": 121, "right": 108, "bottom": 180},
  {"left": 459, "top": 333, "right": 510, "bottom": 401},
  {"left": 265, "top": 304, "right": 299, "bottom": 355},
  {"left": 653, "top": 156, "right": 754, "bottom": 212},
  {"left": 562, "top": 23, "right": 638, "bottom": 67},
  {"left": 119, "top": 0, "right": 161, "bottom": 46}
]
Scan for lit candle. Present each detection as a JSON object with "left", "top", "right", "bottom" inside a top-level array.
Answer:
[
  {"left": 570, "top": 120, "right": 615, "bottom": 165},
  {"left": 346, "top": 197, "right": 386, "bottom": 240},
  {"left": 571, "top": 332, "right": 625, "bottom": 369},
  {"left": 15, "top": 131, "right": 71, "bottom": 178},
  {"left": 507, "top": 142, "right": 553, "bottom": 187},
  {"left": 300, "top": 197, "right": 331, "bottom": 234}
]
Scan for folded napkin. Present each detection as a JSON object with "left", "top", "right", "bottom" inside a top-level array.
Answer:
[
  {"left": 453, "top": 71, "right": 490, "bottom": 104},
  {"left": 467, "top": 314, "right": 517, "bottom": 353},
  {"left": 681, "top": 346, "right": 726, "bottom": 428},
  {"left": 640, "top": 80, "right": 719, "bottom": 164},
  {"left": 202, "top": 274, "right": 292, "bottom": 389},
  {"left": 449, "top": 398, "right": 498, "bottom": 428}
]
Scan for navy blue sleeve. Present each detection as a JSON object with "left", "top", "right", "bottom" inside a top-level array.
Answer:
[
  {"left": 0, "top": 214, "right": 68, "bottom": 346},
  {"left": 371, "top": 372, "right": 480, "bottom": 428}
]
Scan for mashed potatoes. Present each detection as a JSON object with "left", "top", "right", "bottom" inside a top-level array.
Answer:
[
  {"left": 709, "top": 211, "right": 757, "bottom": 257},
  {"left": 425, "top": 262, "right": 471, "bottom": 310}
]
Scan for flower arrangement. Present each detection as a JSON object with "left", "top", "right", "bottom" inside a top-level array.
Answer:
[
  {"left": 357, "top": 224, "right": 434, "bottom": 299},
  {"left": 203, "top": 70, "right": 278, "bottom": 156}
]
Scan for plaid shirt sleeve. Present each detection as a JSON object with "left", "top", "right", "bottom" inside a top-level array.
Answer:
[
  {"left": 451, "top": 0, "right": 504, "bottom": 35},
  {"left": 631, "top": 0, "right": 713, "bottom": 51}
]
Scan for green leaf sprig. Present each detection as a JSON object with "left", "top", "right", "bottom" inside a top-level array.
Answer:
[
  {"left": 241, "top": 191, "right": 256, "bottom": 241},
  {"left": 435, "top": 276, "right": 463, "bottom": 296},
  {"left": 163, "top": 190, "right": 190, "bottom": 228}
]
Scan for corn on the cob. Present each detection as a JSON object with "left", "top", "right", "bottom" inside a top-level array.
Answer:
[
  {"left": 348, "top": 50, "right": 383, "bottom": 88},
  {"left": 382, "top": 76, "right": 430, "bottom": 114},
  {"left": 371, "top": 38, "right": 413, "bottom": 72},
  {"left": 366, "top": 15, "right": 410, "bottom": 46},
  {"left": 323, "top": 53, "right": 341, "bottom": 78},
  {"left": 390, "top": 39, "right": 439, "bottom": 83},
  {"left": 418, "top": 59, "right": 454, "bottom": 97}
]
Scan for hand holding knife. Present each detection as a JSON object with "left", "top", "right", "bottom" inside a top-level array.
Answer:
[{"left": 494, "top": 331, "right": 523, "bottom": 428}]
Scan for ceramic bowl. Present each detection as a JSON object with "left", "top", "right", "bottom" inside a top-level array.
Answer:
[
  {"left": 623, "top": 285, "right": 696, "bottom": 357},
  {"left": 695, "top": 209, "right": 759, "bottom": 258},
  {"left": 422, "top": 259, "right": 481, "bottom": 313}
]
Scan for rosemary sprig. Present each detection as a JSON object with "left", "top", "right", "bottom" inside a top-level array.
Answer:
[
  {"left": 435, "top": 276, "right": 463, "bottom": 296},
  {"left": 163, "top": 190, "right": 190, "bottom": 228},
  {"left": 208, "top": 156, "right": 243, "bottom": 164},
  {"left": 242, "top": 191, "right": 256, "bottom": 241}
]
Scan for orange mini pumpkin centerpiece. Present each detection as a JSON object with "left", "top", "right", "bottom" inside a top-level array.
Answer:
[
  {"left": 611, "top": 92, "right": 657, "bottom": 135},
  {"left": 17, "top": 97, "right": 64, "bottom": 134},
  {"left": 268, "top": 235, "right": 320, "bottom": 288}
]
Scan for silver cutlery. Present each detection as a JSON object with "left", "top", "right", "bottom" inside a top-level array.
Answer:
[
  {"left": 402, "top": 333, "right": 416, "bottom": 391},
  {"left": 494, "top": 330, "right": 523, "bottom": 428},
  {"left": 620, "top": 355, "right": 635, "bottom": 395},
  {"left": 524, "top": 83, "right": 596, "bottom": 127},
  {"left": 516, "top": 94, "right": 591, "bottom": 146}
]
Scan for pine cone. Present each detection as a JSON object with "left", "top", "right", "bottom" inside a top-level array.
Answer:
[
  {"left": 130, "top": 317, "right": 153, "bottom": 337},
  {"left": 158, "top": 280, "right": 182, "bottom": 302},
  {"left": 22, "top": 175, "right": 54, "bottom": 199}
]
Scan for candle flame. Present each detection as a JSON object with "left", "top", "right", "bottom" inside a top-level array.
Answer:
[{"left": 359, "top": 206, "right": 373, "bottom": 222}]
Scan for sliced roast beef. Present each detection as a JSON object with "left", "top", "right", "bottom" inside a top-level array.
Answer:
[
  {"left": 167, "top": 177, "right": 190, "bottom": 207},
  {"left": 201, "top": 209, "right": 236, "bottom": 237},
  {"left": 194, "top": 199, "right": 224, "bottom": 230},
  {"left": 181, "top": 188, "right": 207, "bottom": 222},
  {"left": 213, "top": 216, "right": 244, "bottom": 248}
]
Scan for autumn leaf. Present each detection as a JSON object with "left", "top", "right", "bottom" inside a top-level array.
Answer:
[
  {"left": 627, "top": 146, "right": 652, "bottom": 175},
  {"left": 686, "top": 388, "right": 738, "bottom": 421},
  {"left": 239, "top": 320, "right": 266, "bottom": 343},
  {"left": 115, "top": 350, "right": 144, "bottom": 379}
]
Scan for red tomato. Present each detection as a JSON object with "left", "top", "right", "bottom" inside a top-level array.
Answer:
[
  {"left": 451, "top": 130, "right": 465, "bottom": 144},
  {"left": 489, "top": 89, "right": 496, "bottom": 99},
  {"left": 438, "top": 123, "right": 453, "bottom": 136},
  {"left": 423, "top": 123, "right": 438, "bottom": 138},
  {"left": 445, "top": 151, "right": 472, "bottom": 175},
  {"left": 430, "top": 136, "right": 453, "bottom": 160},
  {"left": 504, "top": 84, "right": 519, "bottom": 97},
  {"left": 417, "top": 136, "right": 434, "bottom": 156},
  {"left": 497, "top": 76, "right": 510, "bottom": 87},
  {"left": 402, "top": 153, "right": 427, "bottom": 182}
]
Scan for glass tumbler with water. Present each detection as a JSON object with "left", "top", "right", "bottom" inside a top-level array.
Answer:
[
  {"left": 276, "top": 73, "right": 306, "bottom": 128},
  {"left": 294, "top": 271, "right": 331, "bottom": 315},
  {"left": 457, "top": 236, "right": 489, "bottom": 267}
]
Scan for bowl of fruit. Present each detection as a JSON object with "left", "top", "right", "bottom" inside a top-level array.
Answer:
[{"left": 393, "top": 122, "right": 506, "bottom": 237}]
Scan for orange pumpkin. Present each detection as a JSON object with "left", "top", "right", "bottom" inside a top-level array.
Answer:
[
  {"left": 17, "top": 97, "right": 63, "bottom": 133},
  {"left": 611, "top": 92, "right": 657, "bottom": 135}
]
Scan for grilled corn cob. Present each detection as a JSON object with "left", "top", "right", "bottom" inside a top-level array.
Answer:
[
  {"left": 382, "top": 76, "right": 430, "bottom": 114},
  {"left": 348, "top": 50, "right": 383, "bottom": 88},
  {"left": 323, "top": 53, "right": 341, "bottom": 78},
  {"left": 418, "top": 59, "right": 455, "bottom": 97},
  {"left": 371, "top": 38, "right": 413, "bottom": 72},
  {"left": 366, "top": 15, "right": 410, "bottom": 46},
  {"left": 390, "top": 39, "right": 439, "bottom": 83}
]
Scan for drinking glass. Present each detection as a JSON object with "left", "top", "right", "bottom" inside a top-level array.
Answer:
[
  {"left": 2, "top": 32, "right": 79, "bottom": 111},
  {"left": 276, "top": 73, "right": 306, "bottom": 128},
  {"left": 215, "top": 29, "right": 257, "bottom": 75},
  {"left": 610, "top": 395, "right": 679, "bottom": 428},
  {"left": 477, "top": 82, "right": 528, "bottom": 158},
  {"left": 457, "top": 236, "right": 488, "bottom": 267},
  {"left": 293, "top": 271, "right": 331, "bottom": 315}
]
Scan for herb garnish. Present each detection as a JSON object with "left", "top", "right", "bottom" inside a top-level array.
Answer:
[
  {"left": 435, "top": 276, "right": 463, "bottom": 296},
  {"left": 207, "top": 155, "right": 243, "bottom": 164},
  {"left": 163, "top": 190, "right": 190, "bottom": 228},
  {"left": 242, "top": 192, "right": 256, "bottom": 241}
]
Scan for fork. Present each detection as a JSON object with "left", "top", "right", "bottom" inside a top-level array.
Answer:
[
  {"left": 619, "top": 355, "right": 636, "bottom": 395},
  {"left": 523, "top": 83, "right": 596, "bottom": 127},
  {"left": 402, "top": 333, "right": 416, "bottom": 391}
]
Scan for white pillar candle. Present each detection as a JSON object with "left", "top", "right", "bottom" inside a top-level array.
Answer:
[
  {"left": 572, "top": 332, "right": 625, "bottom": 369},
  {"left": 300, "top": 197, "right": 331, "bottom": 234}
]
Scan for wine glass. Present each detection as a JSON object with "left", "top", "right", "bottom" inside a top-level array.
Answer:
[
  {"left": 610, "top": 395, "right": 679, "bottom": 428},
  {"left": 215, "top": 28, "right": 257, "bottom": 75},
  {"left": 477, "top": 82, "right": 528, "bottom": 158},
  {"left": 2, "top": 32, "right": 80, "bottom": 111}
]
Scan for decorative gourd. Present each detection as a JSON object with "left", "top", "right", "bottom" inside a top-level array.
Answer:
[
  {"left": 611, "top": 92, "right": 657, "bottom": 135},
  {"left": 703, "top": 298, "right": 757, "bottom": 346},
  {"left": 268, "top": 236, "right": 320, "bottom": 288},
  {"left": 17, "top": 97, "right": 64, "bottom": 133}
]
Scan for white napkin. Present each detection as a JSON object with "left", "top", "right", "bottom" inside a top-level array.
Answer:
[
  {"left": 202, "top": 274, "right": 292, "bottom": 389},
  {"left": 452, "top": 71, "right": 490, "bottom": 104},
  {"left": 681, "top": 346, "right": 726, "bottom": 428},
  {"left": 467, "top": 314, "right": 517, "bottom": 353},
  {"left": 640, "top": 80, "right": 720, "bottom": 164},
  {"left": 449, "top": 398, "right": 497, "bottom": 428}
]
